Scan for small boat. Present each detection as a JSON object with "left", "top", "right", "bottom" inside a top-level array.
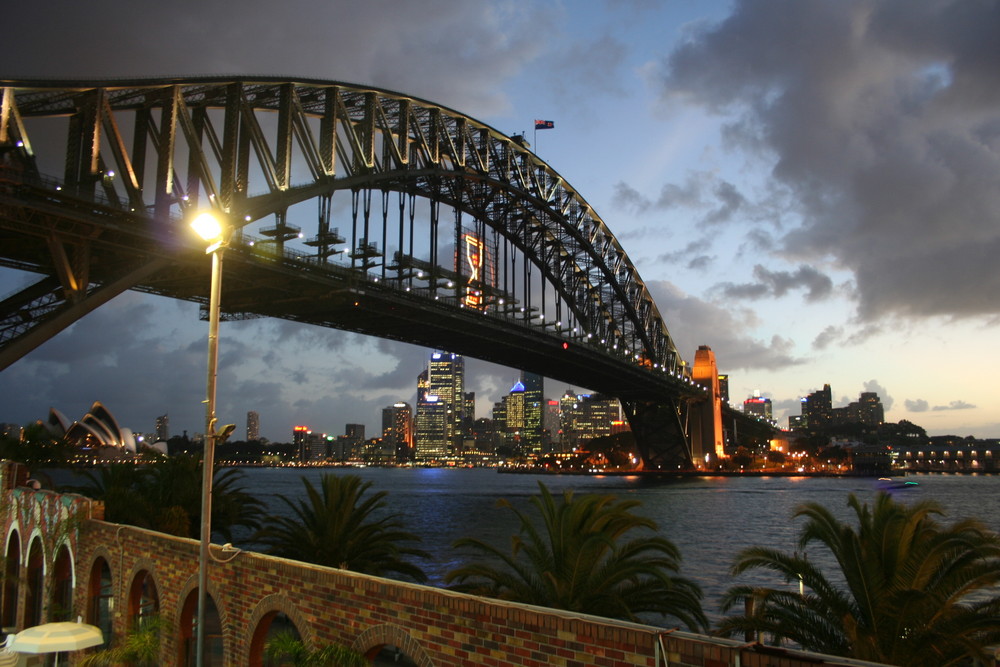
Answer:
[{"left": 877, "top": 477, "right": 919, "bottom": 490}]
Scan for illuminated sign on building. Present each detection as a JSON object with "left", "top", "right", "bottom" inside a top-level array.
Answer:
[{"left": 463, "top": 233, "right": 484, "bottom": 308}]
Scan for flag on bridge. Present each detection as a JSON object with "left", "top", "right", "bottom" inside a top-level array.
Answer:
[{"left": 534, "top": 120, "right": 554, "bottom": 130}]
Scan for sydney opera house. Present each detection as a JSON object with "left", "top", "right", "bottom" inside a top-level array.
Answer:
[{"left": 46, "top": 401, "right": 138, "bottom": 453}]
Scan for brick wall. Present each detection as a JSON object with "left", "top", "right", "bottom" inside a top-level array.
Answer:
[{"left": 0, "top": 462, "right": 888, "bottom": 667}]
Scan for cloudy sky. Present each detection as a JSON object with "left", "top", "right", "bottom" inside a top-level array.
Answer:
[{"left": 1, "top": 0, "right": 998, "bottom": 442}]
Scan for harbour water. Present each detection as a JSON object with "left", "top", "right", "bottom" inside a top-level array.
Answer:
[{"left": 235, "top": 467, "right": 1000, "bottom": 623}]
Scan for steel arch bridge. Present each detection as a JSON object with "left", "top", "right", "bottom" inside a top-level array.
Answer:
[{"left": 0, "top": 76, "right": 720, "bottom": 468}]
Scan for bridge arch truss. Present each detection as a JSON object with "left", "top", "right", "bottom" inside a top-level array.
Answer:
[{"left": 0, "top": 77, "right": 704, "bottom": 467}]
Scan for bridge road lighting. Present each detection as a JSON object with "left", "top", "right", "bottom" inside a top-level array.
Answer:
[{"left": 190, "top": 211, "right": 236, "bottom": 667}]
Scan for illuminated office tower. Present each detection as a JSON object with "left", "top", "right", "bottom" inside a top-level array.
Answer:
[
  {"left": 416, "top": 369, "right": 429, "bottom": 403},
  {"left": 491, "top": 399, "right": 507, "bottom": 433},
  {"left": 543, "top": 400, "right": 561, "bottom": 451},
  {"left": 504, "top": 380, "right": 526, "bottom": 449},
  {"left": 415, "top": 395, "right": 448, "bottom": 460},
  {"left": 343, "top": 423, "right": 365, "bottom": 459},
  {"left": 559, "top": 389, "right": 578, "bottom": 449},
  {"left": 803, "top": 384, "right": 833, "bottom": 431},
  {"left": 520, "top": 371, "right": 544, "bottom": 454},
  {"left": 743, "top": 392, "right": 773, "bottom": 421},
  {"left": 718, "top": 374, "right": 730, "bottom": 405},
  {"left": 155, "top": 414, "right": 169, "bottom": 442},
  {"left": 382, "top": 402, "right": 413, "bottom": 462},
  {"left": 560, "top": 390, "right": 620, "bottom": 449},
  {"left": 428, "top": 351, "right": 465, "bottom": 453},
  {"left": 856, "top": 392, "right": 884, "bottom": 426},
  {"left": 246, "top": 411, "right": 260, "bottom": 441},
  {"left": 294, "top": 426, "right": 311, "bottom": 462},
  {"left": 461, "top": 392, "right": 476, "bottom": 451}
]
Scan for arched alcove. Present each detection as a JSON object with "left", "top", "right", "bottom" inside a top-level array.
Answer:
[
  {"left": 248, "top": 611, "right": 302, "bottom": 667},
  {"left": 87, "top": 557, "right": 114, "bottom": 647},
  {"left": 49, "top": 543, "right": 74, "bottom": 622},
  {"left": 127, "top": 569, "right": 160, "bottom": 626},
  {"left": 1, "top": 530, "right": 20, "bottom": 630},
  {"left": 178, "top": 588, "right": 223, "bottom": 666},
  {"left": 23, "top": 537, "right": 44, "bottom": 627}
]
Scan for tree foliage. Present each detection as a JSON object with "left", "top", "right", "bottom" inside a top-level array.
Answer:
[
  {"left": 79, "top": 615, "right": 164, "bottom": 667},
  {"left": 264, "top": 632, "right": 366, "bottom": 667},
  {"left": 0, "top": 423, "right": 76, "bottom": 471},
  {"left": 718, "top": 492, "right": 1000, "bottom": 666},
  {"left": 253, "top": 474, "right": 428, "bottom": 582},
  {"left": 446, "top": 482, "right": 707, "bottom": 630},
  {"left": 64, "top": 454, "right": 262, "bottom": 541}
]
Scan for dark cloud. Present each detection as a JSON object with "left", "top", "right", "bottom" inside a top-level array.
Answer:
[
  {"left": 932, "top": 400, "right": 976, "bottom": 411},
  {"left": 843, "top": 323, "right": 883, "bottom": 346},
  {"left": 0, "top": 1, "right": 552, "bottom": 118},
  {"left": 655, "top": 238, "right": 713, "bottom": 266},
  {"left": 656, "top": 173, "right": 709, "bottom": 210},
  {"left": 646, "top": 280, "right": 803, "bottom": 371},
  {"left": 657, "top": 0, "right": 1000, "bottom": 321},
  {"left": 904, "top": 397, "right": 976, "bottom": 413},
  {"left": 686, "top": 255, "right": 714, "bottom": 271},
  {"left": 0, "top": 293, "right": 207, "bottom": 436},
  {"left": 702, "top": 180, "right": 747, "bottom": 225},
  {"left": 613, "top": 182, "right": 654, "bottom": 214},
  {"left": 714, "top": 264, "right": 834, "bottom": 302},
  {"left": 812, "top": 325, "right": 842, "bottom": 350}
]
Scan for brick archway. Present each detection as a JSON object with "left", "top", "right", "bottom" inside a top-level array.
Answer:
[
  {"left": 244, "top": 593, "right": 315, "bottom": 667},
  {"left": 355, "top": 623, "right": 435, "bottom": 667}
]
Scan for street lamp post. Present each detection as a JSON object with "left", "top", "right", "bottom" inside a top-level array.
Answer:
[{"left": 190, "top": 212, "right": 233, "bottom": 667}]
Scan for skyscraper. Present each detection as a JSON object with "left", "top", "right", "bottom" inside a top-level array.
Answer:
[
  {"left": 382, "top": 402, "right": 413, "bottom": 462},
  {"left": 803, "top": 384, "right": 833, "bottom": 431},
  {"left": 520, "top": 371, "right": 544, "bottom": 454},
  {"left": 246, "top": 411, "right": 260, "bottom": 441},
  {"left": 743, "top": 392, "right": 773, "bottom": 421},
  {"left": 415, "top": 351, "right": 465, "bottom": 460},
  {"left": 559, "top": 390, "right": 621, "bottom": 450},
  {"left": 543, "top": 399, "right": 561, "bottom": 451},
  {"left": 155, "top": 414, "right": 169, "bottom": 442},
  {"left": 415, "top": 395, "right": 448, "bottom": 460},
  {"left": 294, "top": 426, "right": 310, "bottom": 462}
]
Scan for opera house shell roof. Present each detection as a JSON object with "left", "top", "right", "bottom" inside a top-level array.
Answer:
[{"left": 47, "top": 401, "right": 137, "bottom": 453}]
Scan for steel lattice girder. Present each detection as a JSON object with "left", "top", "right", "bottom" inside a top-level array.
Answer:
[{"left": 1, "top": 77, "right": 683, "bottom": 374}]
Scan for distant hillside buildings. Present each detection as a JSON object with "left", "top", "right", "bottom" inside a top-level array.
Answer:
[{"left": 791, "top": 384, "right": 884, "bottom": 432}]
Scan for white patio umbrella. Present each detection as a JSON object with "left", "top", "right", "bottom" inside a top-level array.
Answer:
[{"left": 9, "top": 621, "right": 103, "bottom": 666}]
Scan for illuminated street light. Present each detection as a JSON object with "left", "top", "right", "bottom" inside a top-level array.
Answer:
[{"left": 190, "top": 211, "right": 235, "bottom": 667}]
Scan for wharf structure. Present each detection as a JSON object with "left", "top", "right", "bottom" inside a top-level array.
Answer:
[{"left": 0, "top": 460, "right": 889, "bottom": 666}]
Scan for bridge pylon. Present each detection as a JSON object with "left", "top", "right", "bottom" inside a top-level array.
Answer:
[{"left": 689, "top": 345, "right": 725, "bottom": 464}]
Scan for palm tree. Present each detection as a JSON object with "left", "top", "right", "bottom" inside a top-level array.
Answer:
[
  {"left": 253, "top": 474, "right": 429, "bottom": 582},
  {"left": 66, "top": 463, "right": 156, "bottom": 528},
  {"left": 445, "top": 482, "right": 707, "bottom": 630},
  {"left": 64, "top": 455, "right": 262, "bottom": 540},
  {"left": 79, "top": 615, "right": 164, "bottom": 666},
  {"left": 717, "top": 492, "right": 1000, "bottom": 666}
]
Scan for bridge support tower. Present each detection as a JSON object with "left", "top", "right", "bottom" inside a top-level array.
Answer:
[{"left": 689, "top": 345, "right": 725, "bottom": 464}]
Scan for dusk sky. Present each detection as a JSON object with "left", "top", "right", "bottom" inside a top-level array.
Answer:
[{"left": 1, "top": 0, "right": 998, "bottom": 443}]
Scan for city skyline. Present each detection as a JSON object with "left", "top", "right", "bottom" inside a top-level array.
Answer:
[{"left": 1, "top": 1, "right": 998, "bottom": 441}]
